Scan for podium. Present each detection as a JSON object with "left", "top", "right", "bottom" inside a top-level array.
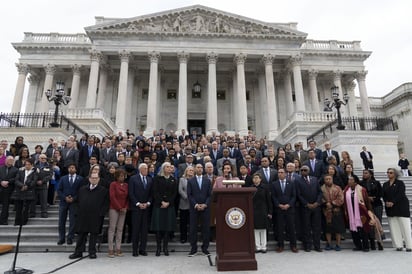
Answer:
[{"left": 213, "top": 186, "right": 257, "bottom": 271}]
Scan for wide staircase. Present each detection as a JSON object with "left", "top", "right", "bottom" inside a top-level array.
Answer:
[{"left": 1, "top": 173, "right": 412, "bottom": 253}]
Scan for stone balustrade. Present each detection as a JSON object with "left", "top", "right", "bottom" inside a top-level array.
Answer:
[
  {"left": 302, "top": 39, "right": 362, "bottom": 51},
  {"left": 63, "top": 108, "right": 115, "bottom": 129},
  {"left": 292, "top": 111, "right": 337, "bottom": 122},
  {"left": 23, "top": 32, "right": 91, "bottom": 44}
]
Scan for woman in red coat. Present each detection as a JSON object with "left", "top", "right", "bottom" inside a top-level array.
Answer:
[{"left": 107, "top": 169, "right": 129, "bottom": 257}]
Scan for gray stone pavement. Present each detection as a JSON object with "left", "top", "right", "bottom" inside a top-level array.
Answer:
[{"left": 1, "top": 249, "right": 412, "bottom": 274}]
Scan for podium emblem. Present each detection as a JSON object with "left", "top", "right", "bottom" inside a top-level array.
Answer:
[{"left": 225, "top": 207, "right": 246, "bottom": 229}]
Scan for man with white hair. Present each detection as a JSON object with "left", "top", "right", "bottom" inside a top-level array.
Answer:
[{"left": 0, "top": 156, "right": 18, "bottom": 225}]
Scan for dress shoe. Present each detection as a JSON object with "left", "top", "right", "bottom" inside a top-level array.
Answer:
[
  {"left": 115, "top": 250, "right": 124, "bottom": 257},
  {"left": 261, "top": 249, "right": 267, "bottom": 254},
  {"left": 107, "top": 250, "right": 115, "bottom": 258},
  {"left": 57, "top": 240, "right": 65, "bottom": 245},
  {"left": 396, "top": 247, "right": 403, "bottom": 251},
  {"left": 163, "top": 249, "right": 169, "bottom": 256},
  {"left": 67, "top": 239, "right": 73, "bottom": 245},
  {"left": 132, "top": 251, "right": 138, "bottom": 257},
  {"left": 352, "top": 247, "right": 362, "bottom": 251},
  {"left": 89, "top": 254, "right": 97, "bottom": 259},
  {"left": 304, "top": 248, "right": 311, "bottom": 252},
  {"left": 291, "top": 247, "right": 299, "bottom": 253},
  {"left": 180, "top": 239, "right": 187, "bottom": 244},
  {"left": 406, "top": 248, "right": 412, "bottom": 252},
  {"left": 275, "top": 247, "right": 284, "bottom": 253},
  {"left": 69, "top": 253, "right": 82, "bottom": 259},
  {"left": 202, "top": 250, "right": 210, "bottom": 256},
  {"left": 156, "top": 249, "right": 161, "bottom": 256},
  {"left": 188, "top": 251, "right": 197, "bottom": 257},
  {"left": 139, "top": 251, "right": 148, "bottom": 256},
  {"left": 314, "top": 247, "right": 323, "bottom": 252}
]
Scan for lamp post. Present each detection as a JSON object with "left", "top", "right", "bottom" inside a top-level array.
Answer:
[
  {"left": 325, "top": 86, "right": 349, "bottom": 130},
  {"left": 45, "top": 81, "right": 71, "bottom": 127}
]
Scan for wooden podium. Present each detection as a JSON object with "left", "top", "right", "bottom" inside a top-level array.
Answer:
[{"left": 213, "top": 186, "right": 257, "bottom": 271}]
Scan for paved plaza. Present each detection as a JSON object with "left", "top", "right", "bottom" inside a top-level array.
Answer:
[{"left": 1, "top": 249, "right": 411, "bottom": 274}]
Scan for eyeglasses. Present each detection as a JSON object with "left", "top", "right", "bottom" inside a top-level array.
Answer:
[
  {"left": 300, "top": 169, "right": 309, "bottom": 172},
  {"left": 387, "top": 171, "right": 394, "bottom": 174}
]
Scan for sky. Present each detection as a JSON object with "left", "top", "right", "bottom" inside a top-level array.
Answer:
[{"left": 0, "top": 0, "right": 411, "bottom": 113}]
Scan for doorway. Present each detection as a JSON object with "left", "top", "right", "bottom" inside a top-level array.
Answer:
[{"left": 187, "top": 119, "right": 206, "bottom": 137}]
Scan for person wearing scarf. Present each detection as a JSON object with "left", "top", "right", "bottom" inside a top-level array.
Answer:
[{"left": 343, "top": 176, "right": 373, "bottom": 252}]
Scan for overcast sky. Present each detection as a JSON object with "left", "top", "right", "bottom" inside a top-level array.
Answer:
[{"left": 1, "top": 0, "right": 411, "bottom": 113}]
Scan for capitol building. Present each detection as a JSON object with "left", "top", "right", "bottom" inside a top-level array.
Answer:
[{"left": 5, "top": 5, "right": 412, "bottom": 170}]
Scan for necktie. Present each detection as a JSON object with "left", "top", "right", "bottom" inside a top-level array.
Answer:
[
  {"left": 69, "top": 175, "right": 74, "bottom": 186},
  {"left": 305, "top": 177, "right": 310, "bottom": 185},
  {"left": 66, "top": 149, "right": 71, "bottom": 158},
  {"left": 281, "top": 180, "right": 286, "bottom": 193},
  {"left": 288, "top": 173, "right": 292, "bottom": 182},
  {"left": 88, "top": 146, "right": 92, "bottom": 157},
  {"left": 265, "top": 168, "right": 270, "bottom": 182},
  {"left": 311, "top": 160, "right": 315, "bottom": 171},
  {"left": 143, "top": 176, "right": 147, "bottom": 189},
  {"left": 198, "top": 177, "right": 202, "bottom": 190}
]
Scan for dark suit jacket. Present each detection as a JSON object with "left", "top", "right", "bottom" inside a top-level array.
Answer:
[
  {"left": 128, "top": 174, "right": 153, "bottom": 210},
  {"left": 303, "top": 159, "right": 324, "bottom": 179},
  {"left": 57, "top": 174, "right": 84, "bottom": 204},
  {"left": 78, "top": 145, "right": 100, "bottom": 166},
  {"left": 292, "top": 150, "right": 309, "bottom": 163},
  {"left": 296, "top": 176, "right": 323, "bottom": 206},
  {"left": 62, "top": 148, "right": 79, "bottom": 168},
  {"left": 360, "top": 151, "right": 373, "bottom": 166},
  {"left": 0, "top": 165, "right": 18, "bottom": 193},
  {"left": 322, "top": 150, "right": 340, "bottom": 165},
  {"left": 257, "top": 167, "right": 278, "bottom": 185},
  {"left": 271, "top": 179, "right": 296, "bottom": 207},
  {"left": 187, "top": 176, "right": 212, "bottom": 209}
]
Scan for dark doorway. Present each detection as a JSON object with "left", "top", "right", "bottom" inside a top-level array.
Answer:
[{"left": 188, "top": 119, "right": 206, "bottom": 137}]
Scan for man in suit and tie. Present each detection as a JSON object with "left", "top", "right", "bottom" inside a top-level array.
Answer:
[
  {"left": 61, "top": 140, "right": 79, "bottom": 176},
  {"left": 215, "top": 148, "right": 237, "bottom": 176},
  {"left": 304, "top": 149, "right": 325, "bottom": 181},
  {"left": 238, "top": 164, "right": 253, "bottom": 187},
  {"left": 322, "top": 142, "right": 340, "bottom": 165},
  {"left": 78, "top": 137, "right": 100, "bottom": 167},
  {"left": 57, "top": 163, "right": 83, "bottom": 245},
  {"left": 360, "top": 146, "right": 374, "bottom": 170},
  {"left": 209, "top": 141, "right": 222, "bottom": 166},
  {"left": 271, "top": 168, "right": 298, "bottom": 253},
  {"left": 257, "top": 157, "right": 278, "bottom": 187},
  {"left": 46, "top": 140, "right": 60, "bottom": 159},
  {"left": 100, "top": 139, "right": 114, "bottom": 167},
  {"left": 292, "top": 143, "right": 308, "bottom": 163},
  {"left": 0, "top": 140, "right": 12, "bottom": 157},
  {"left": 129, "top": 163, "right": 153, "bottom": 257},
  {"left": 296, "top": 166, "right": 323, "bottom": 252},
  {"left": 187, "top": 164, "right": 212, "bottom": 256},
  {"left": 178, "top": 154, "right": 195, "bottom": 179},
  {"left": 307, "top": 140, "right": 322, "bottom": 160},
  {"left": 0, "top": 156, "right": 18, "bottom": 225}
]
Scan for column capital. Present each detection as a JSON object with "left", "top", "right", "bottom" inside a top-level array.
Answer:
[
  {"left": 15, "top": 63, "right": 30, "bottom": 75},
  {"left": 119, "top": 50, "right": 132, "bottom": 63},
  {"left": 261, "top": 54, "right": 274, "bottom": 65},
  {"left": 44, "top": 64, "right": 56, "bottom": 75},
  {"left": 177, "top": 51, "right": 190, "bottom": 63},
  {"left": 332, "top": 69, "right": 343, "bottom": 81},
  {"left": 206, "top": 52, "right": 218, "bottom": 64},
  {"left": 308, "top": 69, "right": 318, "bottom": 80},
  {"left": 289, "top": 54, "right": 302, "bottom": 66},
  {"left": 354, "top": 70, "right": 368, "bottom": 81},
  {"left": 71, "top": 64, "right": 82, "bottom": 75},
  {"left": 343, "top": 80, "right": 356, "bottom": 91},
  {"left": 234, "top": 53, "right": 247, "bottom": 65},
  {"left": 89, "top": 49, "right": 103, "bottom": 62},
  {"left": 148, "top": 51, "right": 161, "bottom": 63}
]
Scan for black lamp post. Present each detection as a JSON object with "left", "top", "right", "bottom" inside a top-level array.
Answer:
[
  {"left": 324, "top": 86, "right": 349, "bottom": 130},
  {"left": 45, "top": 81, "right": 71, "bottom": 127}
]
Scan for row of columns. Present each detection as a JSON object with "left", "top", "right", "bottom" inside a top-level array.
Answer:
[{"left": 13, "top": 52, "right": 372, "bottom": 135}]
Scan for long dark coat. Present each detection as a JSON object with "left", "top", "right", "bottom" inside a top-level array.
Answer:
[
  {"left": 12, "top": 168, "right": 38, "bottom": 201},
  {"left": 382, "top": 179, "right": 410, "bottom": 218},
  {"left": 74, "top": 184, "right": 108, "bottom": 233},
  {"left": 150, "top": 175, "right": 177, "bottom": 231},
  {"left": 253, "top": 184, "right": 273, "bottom": 229}
]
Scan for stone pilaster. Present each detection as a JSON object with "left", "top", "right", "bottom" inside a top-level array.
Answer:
[
  {"left": 177, "top": 51, "right": 189, "bottom": 134},
  {"left": 234, "top": 53, "right": 248, "bottom": 137},
  {"left": 11, "top": 63, "right": 30, "bottom": 113},
  {"left": 85, "top": 50, "right": 102, "bottom": 108},
  {"left": 206, "top": 52, "right": 218, "bottom": 134}
]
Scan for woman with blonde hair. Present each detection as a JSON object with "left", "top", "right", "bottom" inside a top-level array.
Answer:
[{"left": 178, "top": 166, "right": 195, "bottom": 243}]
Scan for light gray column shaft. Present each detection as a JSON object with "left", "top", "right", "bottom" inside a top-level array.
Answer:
[
  {"left": 115, "top": 51, "right": 130, "bottom": 132},
  {"left": 206, "top": 52, "right": 218, "bottom": 134},
  {"left": 25, "top": 75, "right": 39, "bottom": 113},
  {"left": 356, "top": 71, "right": 372, "bottom": 117},
  {"left": 257, "top": 72, "right": 268, "bottom": 137},
  {"left": 68, "top": 65, "right": 82, "bottom": 108},
  {"left": 126, "top": 67, "right": 136, "bottom": 130},
  {"left": 145, "top": 52, "right": 160, "bottom": 134},
  {"left": 96, "top": 65, "right": 108, "bottom": 109},
  {"left": 263, "top": 54, "right": 278, "bottom": 135},
  {"left": 308, "top": 70, "right": 320, "bottom": 112},
  {"left": 12, "top": 63, "right": 29, "bottom": 113},
  {"left": 283, "top": 71, "right": 294, "bottom": 118},
  {"left": 85, "top": 50, "right": 101, "bottom": 108},
  {"left": 235, "top": 53, "right": 248, "bottom": 136},
  {"left": 231, "top": 71, "right": 238, "bottom": 131},
  {"left": 177, "top": 52, "right": 189, "bottom": 133},
  {"left": 291, "top": 57, "right": 305, "bottom": 112},
  {"left": 40, "top": 64, "right": 56, "bottom": 113}
]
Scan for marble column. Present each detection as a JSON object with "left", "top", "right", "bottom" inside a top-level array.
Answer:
[
  {"left": 206, "top": 52, "right": 218, "bottom": 134},
  {"left": 145, "top": 51, "right": 160, "bottom": 135},
  {"left": 283, "top": 70, "right": 294, "bottom": 118},
  {"left": 96, "top": 64, "right": 109, "bottom": 109},
  {"left": 115, "top": 50, "right": 131, "bottom": 132},
  {"left": 355, "top": 71, "right": 372, "bottom": 117},
  {"left": 25, "top": 75, "right": 39, "bottom": 113},
  {"left": 290, "top": 55, "right": 305, "bottom": 112},
  {"left": 68, "top": 64, "right": 82, "bottom": 109},
  {"left": 234, "top": 53, "right": 248, "bottom": 137},
  {"left": 126, "top": 66, "right": 136, "bottom": 131},
  {"left": 39, "top": 64, "right": 56, "bottom": 113},
  {"left": 308, "top": 69, "right": 320, "bottom": 112},
  {"left": 231, "top": 69, "right": 238, "bottom": 131},
  {"left": 85, "top": 49, "right": 102, "bottom": 108},
  {"left": 11, "top": 63, "right": 30, "bottom": 113},
  {"left": 257, "top": 69, "right": 268, "bottom": 137},
  {"left": 177, "top": 51, "right": 189, "bottom": 134},
  {"left": 344, "top": 80, "right": 358, "bottom": 117},
  {"left": 333, "top": 70, "right": 344, "bottom": 99},
  {"left": 262, "top": 54, "right": 278, "bottom": 138}
]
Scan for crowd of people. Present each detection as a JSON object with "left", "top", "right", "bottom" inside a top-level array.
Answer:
[{"left": 0, "top": 130, "right": 411, "bottom": 259}]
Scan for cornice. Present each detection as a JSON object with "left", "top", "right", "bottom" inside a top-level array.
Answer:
[{"left": 301, "top": 50, "right": 372, "bottom": 61}]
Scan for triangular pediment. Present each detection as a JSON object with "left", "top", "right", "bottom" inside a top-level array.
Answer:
[{"left": 85, "top": 5, "right": 307, "bottom": 40}]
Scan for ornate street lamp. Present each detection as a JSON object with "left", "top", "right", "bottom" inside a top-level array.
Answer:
[
  {"left": 325, "top": 86, "right": 349, "bottom": 130},
  {"left": 45, "top": 81, "right": 71, "bottom": 127},
  {"left": 192, "top": 80, "right": 201, "bottom": 98}
]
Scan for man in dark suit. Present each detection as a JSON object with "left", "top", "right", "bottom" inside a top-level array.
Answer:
[
  {"left": 100, "top": 139, "right": 114, "bottom": 167},
  {"left": 57, "top": 163, "right": 83, "bottom": 245},
  {"left": 292, "top": 143, "right": 308, "bottom": 163},
  {"left": 303, "top": 149, "right": 324, "bottom": 181},
  {"left": 0, "top": 140, "right": 12, "bottom": 157},
  {"left": 322, "top": 142, "right": 340, "bottom": 165},
  {"left": 61, "top": 140, "right": 79, "bottom": 176},
  {"left": 296, "top": 166, "right": 323, "bottom": 252},
  {"left": 271, "top": 168, "right": 298, "bottom": 253},
  {"left": 238, "top": 164, "right": 253, "bottom": 187},
  {"left": 46, "top": 140, "right": 60, "bottom": 159},
  {"left": 178, "top": 154, "right": 195, "bottom": 179},
  {"left": 187, "top": 164, "right": 212, "bottom": 256},
  {"left": 360, "top": 146, "right": 374, "bottom": 170},
  {"left": 307, "top": 140, "right": 322, "bottom": 160},
  {"left": 257, "top": 157, "right": 278, "bottom": 187},
  {"left": 129, "top": 163, "right": 153, "bottom": 257},
  {"left": 209, "top": 141, "right": 222, "bottom": 166},
  {"left": 78, "top": 137, "right": 100, "bottom": 167},
  {"left": 0, "top": 156, "right": 18, "bottom": 225}
]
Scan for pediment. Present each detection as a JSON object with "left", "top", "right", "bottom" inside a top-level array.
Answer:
[{"left": 85, "top": 5, "right": 307, "bottom": 40}]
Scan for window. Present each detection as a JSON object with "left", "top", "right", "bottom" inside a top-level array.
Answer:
[
  {"left": 167, "top": 90, "right": 177, "bottom": 100},
  {"left": 217, "top": 90, "right": 226, "bottom": 100}
]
